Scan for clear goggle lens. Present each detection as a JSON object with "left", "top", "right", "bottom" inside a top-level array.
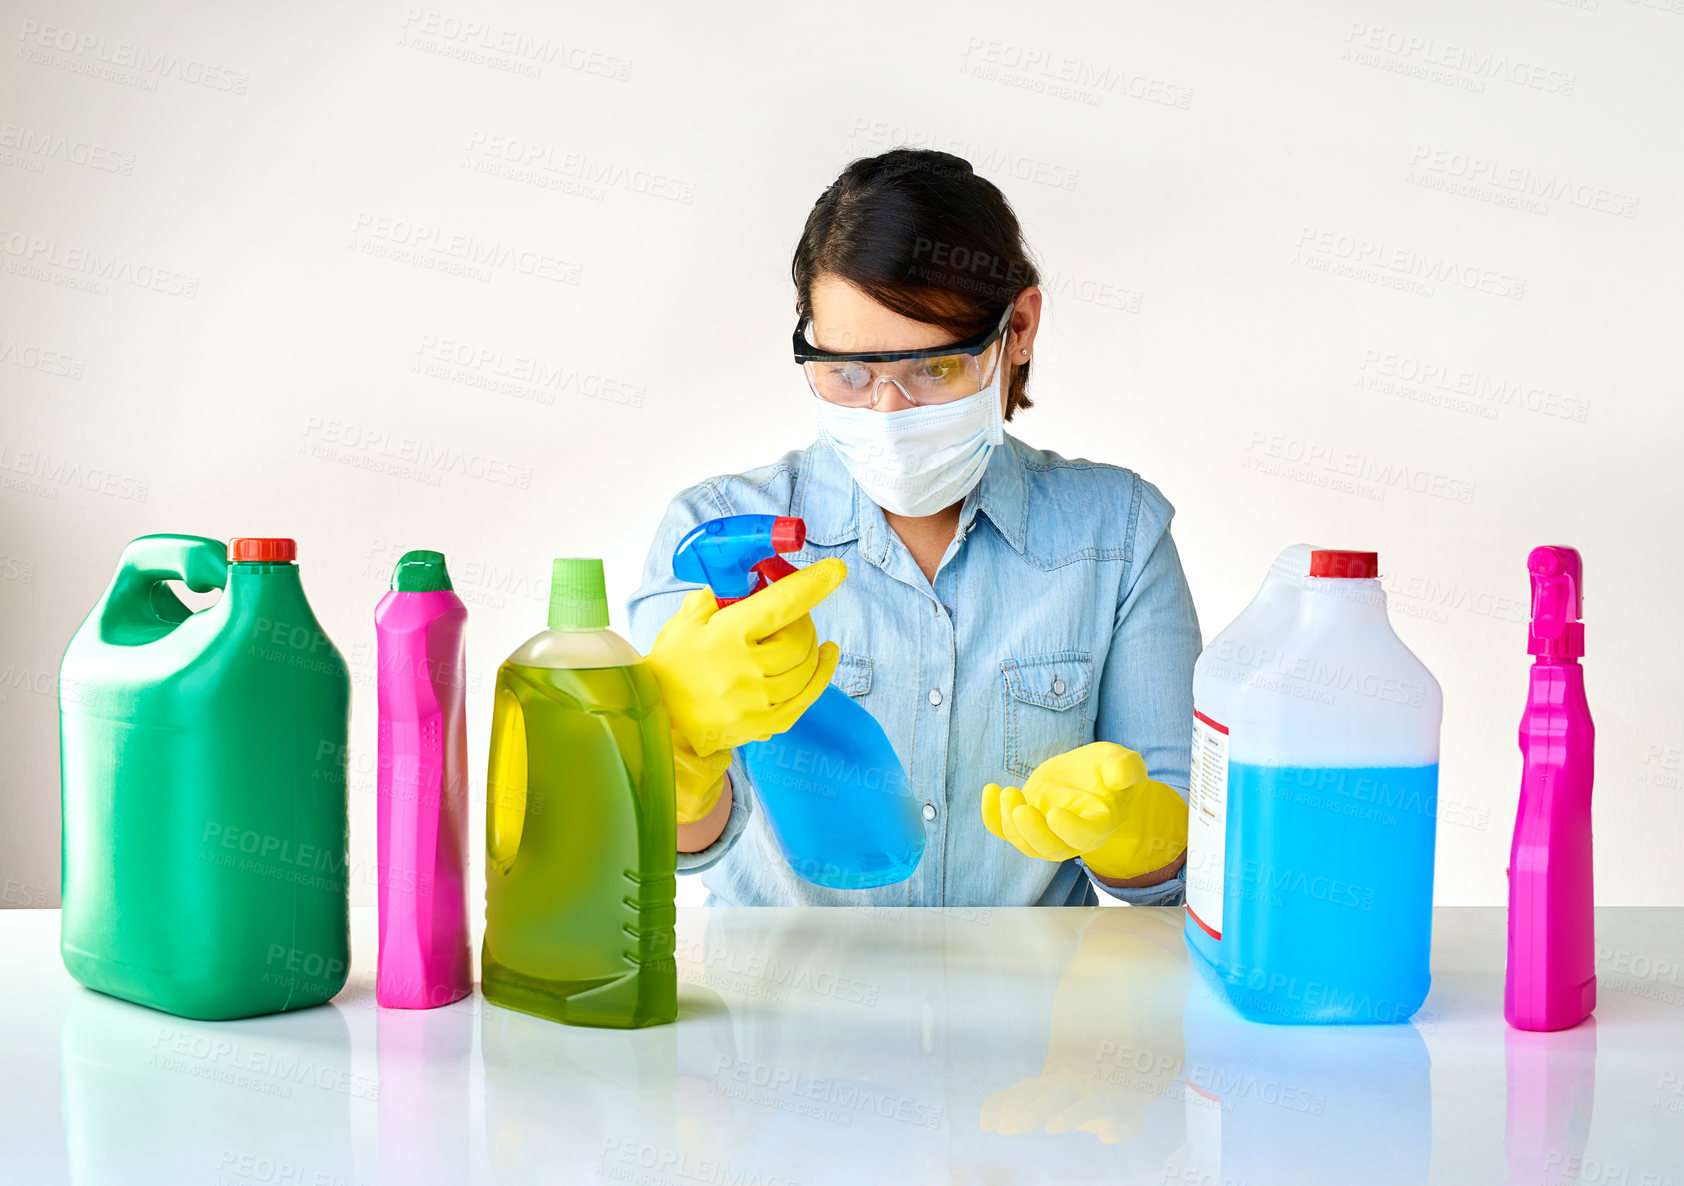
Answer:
[{"left": 803, "top": 340, "right": 1004, "bottom": 408}]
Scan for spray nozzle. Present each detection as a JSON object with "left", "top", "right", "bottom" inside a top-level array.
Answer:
[
  {"left": 672, "top": 515, "right": 807, "bottom": 606},
  {"left": 1527, "top": 545, "right": 1584, "bottom": 659}
]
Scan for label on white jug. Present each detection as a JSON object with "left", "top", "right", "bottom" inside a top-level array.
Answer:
[{"left": 1186, "top": 710, "right": 1229, "bottom": 940}]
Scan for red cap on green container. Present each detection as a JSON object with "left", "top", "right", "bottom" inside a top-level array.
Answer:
[{"left": 229, "top": 538, "right": 297, "bottom": 563}]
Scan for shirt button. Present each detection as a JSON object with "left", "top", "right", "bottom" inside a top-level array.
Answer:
[
  {"left": 922, "top": 802, "right": 937, "bottom": 821},
  {"left": 1052, "top": 677, "right": 1066, "bottom": 696},
  {"left": 928, "top": 688, "right": 943, "bottom": 707}
]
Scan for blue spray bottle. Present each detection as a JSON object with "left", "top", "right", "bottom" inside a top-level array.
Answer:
[{"left": 672, "top": 515, "right": 925, "bottom": 889}]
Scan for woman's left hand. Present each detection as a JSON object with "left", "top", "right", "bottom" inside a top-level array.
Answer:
[{"left": 981, "top": 742, "right": 1188, "bottom": 881}]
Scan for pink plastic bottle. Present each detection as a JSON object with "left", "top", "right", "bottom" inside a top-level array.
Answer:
[
  {"left": 1506, "top": 545, "right": 1595, "bottom": 1031},
  {"left": 376, "top": 549, "right": 472, "bottom": 1009}
]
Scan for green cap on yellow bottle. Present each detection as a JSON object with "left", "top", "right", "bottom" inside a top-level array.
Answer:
[{"left": 549, "top": 557, "right": 609, "bottom": 629}]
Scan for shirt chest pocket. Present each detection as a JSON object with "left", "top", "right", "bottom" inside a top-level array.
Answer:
[
  {"left": 1001, "top": 651, "right": 1094, "bottom": 780},
  {"left": 832, "top": 653, "right": 872, "bottom": 698}
]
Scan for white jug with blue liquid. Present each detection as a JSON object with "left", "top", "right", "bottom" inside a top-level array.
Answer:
[{"left": 1185, "top": 548, "right": 1441, "bottom": 1024}]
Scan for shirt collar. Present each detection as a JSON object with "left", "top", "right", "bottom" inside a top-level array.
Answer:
[
  {"left": 968, "top": 434, "right": 1029, "bottom": 555},
  {"left": 792, "top": 434, "right": 1029, "bottom": 559}
]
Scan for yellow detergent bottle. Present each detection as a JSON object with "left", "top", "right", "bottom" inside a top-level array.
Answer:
[{"left": 481, "top": 558, "right": 676, "bottom": 1028}]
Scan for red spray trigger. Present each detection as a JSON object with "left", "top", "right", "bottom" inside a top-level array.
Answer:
[
  {"left": 754, "top": 556, "right": 799, "bottom": 585},
  {"left": 757, "top": 519, "right": 805, "bottom": 591}
]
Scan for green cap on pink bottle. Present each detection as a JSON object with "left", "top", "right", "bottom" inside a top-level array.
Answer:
[{"left": 391, "top": 549, "right": 454, "bottom": 592}]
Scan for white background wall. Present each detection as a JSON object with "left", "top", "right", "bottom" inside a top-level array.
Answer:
[{"left": 2, "top": 0, "right": 1679, "bottom": 910}]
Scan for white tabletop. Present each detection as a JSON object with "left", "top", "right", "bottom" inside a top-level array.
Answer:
[{"left": 3, "top": 906, "right": 1679, "bottom": 1185}]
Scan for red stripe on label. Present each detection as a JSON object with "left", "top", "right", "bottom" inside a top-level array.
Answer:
[
  {"left": 1187, "top": 904, "right": 1221, "bottom": 941},
  {"left": 1193, "top": 710, "right": 1228, "bottom": 735}
]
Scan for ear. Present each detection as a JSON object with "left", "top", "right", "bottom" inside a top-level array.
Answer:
[
  {"left": 1008, "top": 285, "right": 1043, "bottom": 360},
  {"left": 1002, "top": 286, "right": 1043, "bottom": 420}
]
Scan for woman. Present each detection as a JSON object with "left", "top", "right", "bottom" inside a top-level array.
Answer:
[{"left": 628, "top": 149, "right": 1200, "bottom": 907}]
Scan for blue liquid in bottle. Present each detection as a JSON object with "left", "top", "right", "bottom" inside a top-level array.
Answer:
[
  {"left": 740, "top": 686, "right": 925, "bottom": 890},
  {"left": 1185, "top": 762, "right": 1438, "bottom": 1024}
]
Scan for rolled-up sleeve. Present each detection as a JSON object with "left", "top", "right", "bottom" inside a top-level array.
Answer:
[{"left": 1086, "top": 478, "right": 1201, "bottom": 905}]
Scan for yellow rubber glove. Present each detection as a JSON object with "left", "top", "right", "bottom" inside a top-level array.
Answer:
[
  {"left": 645, "top": 558, "right": 846, "bottom": 823},
  {"left": 981, "top": 741, "right": 1188, "bottom": 881},
  {"left": 668, "top": 735, "right": 734, "bottom": 825}
]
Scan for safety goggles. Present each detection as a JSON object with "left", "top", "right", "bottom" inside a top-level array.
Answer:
[{"left": 793, "top": 304, "right": 1012, "bottom": 408}]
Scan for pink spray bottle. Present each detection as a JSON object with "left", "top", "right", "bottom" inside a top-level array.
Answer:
[
  {"left": 375, "top": 549, "right": 473, "bottom": 1009},
  {"left": 1505, "top": 545, "right": 1595, "bottom": 1031}
]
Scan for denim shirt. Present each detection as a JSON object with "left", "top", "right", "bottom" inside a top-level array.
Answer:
[{"left": 627, "top": 433, "right": 1201, "bottom": 908}]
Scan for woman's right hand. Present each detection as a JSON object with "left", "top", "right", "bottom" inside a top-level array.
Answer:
[{"left": 646, "top": 558, "right": 846, "bottom": 823}]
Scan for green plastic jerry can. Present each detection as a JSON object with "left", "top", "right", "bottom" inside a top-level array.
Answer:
[{"left": 59, "top": 535, "right": 351, "bottom": 1020}]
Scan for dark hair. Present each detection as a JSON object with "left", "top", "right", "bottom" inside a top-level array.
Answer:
[{"left": 792, "top": 149, "right": 1040, "bottom": 419}]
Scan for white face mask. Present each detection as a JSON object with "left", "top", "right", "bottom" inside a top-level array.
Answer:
[{"left": 815, "top": 374, "right": 1004, "bottom": 517}]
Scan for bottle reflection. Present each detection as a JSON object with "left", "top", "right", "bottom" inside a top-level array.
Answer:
[
  {"left": 1176, "top": 986, "right": 1433, "bottom": 1186},
  {"left": 479, "top": 995, "right": 676, "bottom": 1183},
  {"left": 976, "top": 908, "right": 1190, "bottom": 1177},
  {"left": 1504, "top": 1018, "right": 1596, "bottom": 1186},
  {"left": 376, "top": 999, "right": 473, "bottom": 1186},
  {"left": 60, "top": 990, "right": 360, "bottom": 1186},
  {"left": 677, "top": 907, "right": 954, "bottom": 1184}
]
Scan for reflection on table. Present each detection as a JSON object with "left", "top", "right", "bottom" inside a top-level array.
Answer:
[
  {"left": 39, "top": 907, "right": 1680, "bottom": 1186},
  {"left": 61, "top": 989, "right": 362, "bottom": 1185}
]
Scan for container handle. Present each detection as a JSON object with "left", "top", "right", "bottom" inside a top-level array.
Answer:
[{"left": 101, "top": 534, "right": 229, "bottom": 641}]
